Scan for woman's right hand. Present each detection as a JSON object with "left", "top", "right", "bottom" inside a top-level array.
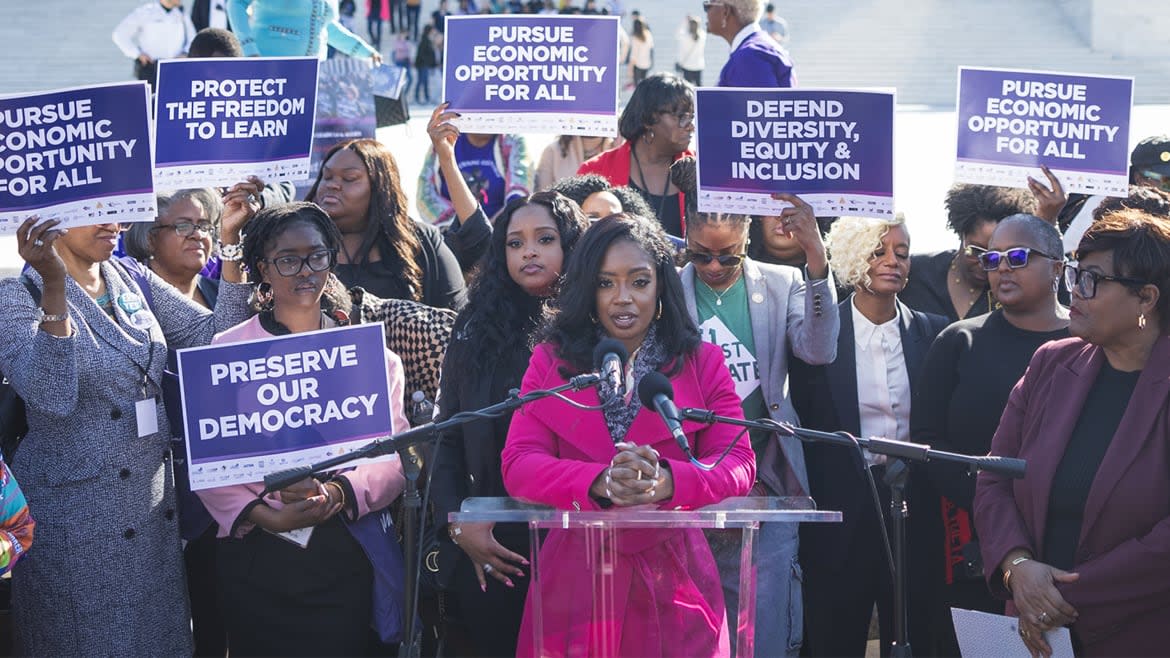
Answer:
[
  {"left": 450, "top": 521, "right": 527, "bottom": 591},
  {"left": 427, "top": 102, "right": 461, "bottom": 161},
  {"left": 17, "top": 217, "right": 67, "bottom": 283},
  {"left": 1010, "top": 559, "right": 1080, "bottom": 656}
]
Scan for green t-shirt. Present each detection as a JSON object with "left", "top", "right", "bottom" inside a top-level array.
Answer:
[{"left": 694, "top": 275, "right": 770, "bottom": 457}]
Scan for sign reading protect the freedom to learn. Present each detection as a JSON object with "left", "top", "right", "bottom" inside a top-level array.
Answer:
[
  {"left": 155, "top": 57, "right": 319, "bottom": 188},
  {"left": 178, "top": 323, "right": 395, "bottom": 491},
  {"left": 443, "top": 15, "right": 619, "bottom": 135},
  {"left": 696, "top": 88, "right": 895, "bottom": 219},
  {"left": 955, "top": 67, "right": 1133, "bottom": 196},
  {"left": 0, "top": 82, "right": 154, "bottom": 233}
]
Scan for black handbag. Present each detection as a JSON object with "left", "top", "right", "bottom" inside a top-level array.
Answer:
[{"left": 0, "top": 277, "right": 41, "bottom": 462}]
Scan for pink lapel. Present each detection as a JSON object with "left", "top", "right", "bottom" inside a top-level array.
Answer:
[
  {"left": 1025, "top": 341, "right": 1103, "bottom": 555},
  {"left": 1078, "top": 334, "right": 1170, "bottom": 544}
]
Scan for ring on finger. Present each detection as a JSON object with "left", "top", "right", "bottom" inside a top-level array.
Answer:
[
  {"left": 482, "top": 563, "right": 493, "bottom": 574},
  {"left": 1038, "top": 611, "right": 1050, "bottom": 625},
  {"left": 33, "top": 238, "right": 44, "bottom": 247},
  {"left": 1020, "top": 627, "right": 1030, "bottom": 638}
]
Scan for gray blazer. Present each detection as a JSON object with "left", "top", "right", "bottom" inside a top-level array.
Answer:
[
  {"left": 681, "top": 258, "right": 839, "bottom": 496},
  {"left": 0, "top": 260, "right": 250, "bottom": 656}
]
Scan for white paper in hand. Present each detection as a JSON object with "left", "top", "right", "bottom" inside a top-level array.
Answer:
[{"left": 950, "top": 608, "right": 1075, "bottom": 658}]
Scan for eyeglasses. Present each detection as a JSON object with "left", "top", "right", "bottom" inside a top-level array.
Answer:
[
  {"left": 977, "top": 247, "right": 1061, "bottom": 271},
  {"left": 261, "top": 249, "right": 337, "bottom": 277},
  {"left": 1063, "top": 263, "right": 1146, "bottom": 299},
  {"left": 151, "top": 221, "right": 215, "bottom": 238},
  {"left": 686, "top": 250, "right": 746, "bottom": 267},
  {"left": 963, "top": 244, "right": 987, "bottom": 258},
  {"left": 662, "top": 111, "right": 694, "bottom": 128}
]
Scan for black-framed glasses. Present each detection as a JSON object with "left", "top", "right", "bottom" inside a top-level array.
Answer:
[
  {"left": 977, "top": 247, "right": 1061, "bottom": 271},
  {"left": 262, "top": 249, "right": 337, "bottom": 277},
  {"left": 1063, "top": 263, "right": 1146, "bottom": 299},
  {"left": 686, "top": 250, "right": 746, "bottom": 267},
  {"left": 151, "top": 221, "right": 215, "bottom": 238}
]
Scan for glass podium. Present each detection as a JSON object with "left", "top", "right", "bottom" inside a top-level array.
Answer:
[{"left": 451, "top": 496, "right": 840, "bottom": 657}]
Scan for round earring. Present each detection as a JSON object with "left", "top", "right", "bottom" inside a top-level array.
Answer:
[
  {"left": 1052, "top": 278, "right": 1060, "bottom": 293},
  {"left": 1138, "top": 313, "right": 1147, "bottom": 330},
  {"left": 589, "top": 312, "right": 599, "bottom": 325},
  {"left": 644, "top": 129, "right": 655, "bottom": 143},
  {"left": 655, "top": 299, "right": 663, "bottom": 320}
]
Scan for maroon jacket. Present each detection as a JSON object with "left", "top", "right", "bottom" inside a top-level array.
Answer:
[{"left": 974, "top": 335, "right": 1170, "bottom": 656}]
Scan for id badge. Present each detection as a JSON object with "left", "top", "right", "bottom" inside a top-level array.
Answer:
[{"left": 135, "top": 397, "right": 159, "bottom": 438}]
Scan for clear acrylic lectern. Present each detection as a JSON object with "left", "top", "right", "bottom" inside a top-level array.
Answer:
[{"left": 451, "top": 496, "right": 840, "bottom": 657}]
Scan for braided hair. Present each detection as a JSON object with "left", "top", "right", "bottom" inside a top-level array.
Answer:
[{"left": 241, "top": 202, "right": 350, "bottom": 315}]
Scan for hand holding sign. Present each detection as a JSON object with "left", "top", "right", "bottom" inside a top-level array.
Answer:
[
  {"left": 16, "top": 217, "right": 68, "bottom": 284},
  {"left": 427, "top": 102, "right": 461, "bottom": 161},
  {"left": 220, "top": 176, "right": 264, "bottom": 240},
  {"left": 1026, "top": 164, "right": 1067, "bottom": 225},
  {"left": 772, "top": 193, "right": 828, "bottom": 278}
]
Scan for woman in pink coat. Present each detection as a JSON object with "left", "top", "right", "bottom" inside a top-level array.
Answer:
[{"left": 502, "top": 213, "right": 756, "bottom": 657}]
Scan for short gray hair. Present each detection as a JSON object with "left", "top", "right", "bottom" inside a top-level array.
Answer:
[
  {"left": 123, "top": 188, "right": 223, "bottom": 262},
  {"left": 725, "top": 0, "right": 764, "bottom": 23}
]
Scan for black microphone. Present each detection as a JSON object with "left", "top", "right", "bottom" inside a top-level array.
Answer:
[
  {"left": 592, "top": 338, "right": 629, "bottom": 396},
  {"left": 637, "top": 371, "right": 691, "bottom": 458}
]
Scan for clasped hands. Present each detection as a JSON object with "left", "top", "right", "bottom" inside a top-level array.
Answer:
[
  {"left": 1010, "top": 557, "right": 1080, "bottom": 658},
  {"left": 248, "top": 476, "right": 346, "bottom": 533},
  {"left": 591, "top": 442, "right": 674, "bottom": 507}
]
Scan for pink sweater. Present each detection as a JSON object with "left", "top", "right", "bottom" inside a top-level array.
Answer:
[{"left": 197, "top": 316, "right": 409, "bottom": 538}]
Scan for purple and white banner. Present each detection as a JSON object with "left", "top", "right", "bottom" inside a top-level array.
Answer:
[
  {"left": 0, "top": 82, "right": 154, "bottom": 232},
  {"left": 696, "top": 88, "right": 895, "bottom": 218},
  {"left": 955, "top": 67, "right": 1133, "bottom": 196},
  {"left": 443, "top": 15, "right": 619, "bottom": 135},
  {"left": 177, "top": 323, "right": 394, "bottom": 490},
  {"left": 155, "top": 57, "right": 319, "bottom": 188}
]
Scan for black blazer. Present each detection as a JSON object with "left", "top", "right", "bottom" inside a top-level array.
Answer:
[{"left": 791, "top": 297, "right": 949, "bottom": 568}]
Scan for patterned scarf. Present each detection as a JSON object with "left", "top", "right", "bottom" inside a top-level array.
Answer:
[{"left": 597, "top": 325, "right": 668, "bottom": 444}]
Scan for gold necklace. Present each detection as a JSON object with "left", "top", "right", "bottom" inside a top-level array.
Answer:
[{"left": 950, "top": 255, "right": 979, "bottom": 295}]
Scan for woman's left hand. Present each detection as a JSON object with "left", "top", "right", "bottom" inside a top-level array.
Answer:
[
  {"left": 220, "top": 176, "right": 264, "bottom": 242},
  {"left": 771, "top": 193, "right": 828, "bottom": 278},
  {"left": 1027, "top": 165, "right": 1067, "bottom": 225},
  {"left": 1017, "top": 617, "right": 1053, "bottom": 658}
]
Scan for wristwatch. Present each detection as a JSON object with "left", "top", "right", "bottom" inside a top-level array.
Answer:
[
  {"left": 36, "top": 308, "right": 68, "bottom": 324},
  {"left": 217, "top": 240, "right": 244, "bottom": 262}
]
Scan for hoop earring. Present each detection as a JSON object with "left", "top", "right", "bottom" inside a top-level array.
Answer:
[
  {"left": 1052, "top": 278, "right": 1060, "bottom": 293},
  {"left": 590, "top": 312, "right": 599, "bottom": 325},
  {"left": 1139, "top": 313, "right": 1147, "bottom": 330},
  {"left": 655, "top": 299, "right": 663, "bottom": 320},
  {"left": 256, "top": 281, "right": 274, "bottom": 309}
]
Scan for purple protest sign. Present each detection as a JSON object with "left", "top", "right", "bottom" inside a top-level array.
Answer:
[
  {"left": 155, "top": 57, "right": 319, "bottom": 188},
  {"left": 696, "top": 88, "right": 895, "bottom": 219},
  {"left": 0, "top": 82, "right": 154, "bottom": 233},
  {"left": 443, "top": 15, "right": 619, "bottom": 135},
  {"left": 955, "top": 67, "right": 1133, "bottom": 196},
  {"left": 177, "top": 323, "right": 394, "bottom": 491}
]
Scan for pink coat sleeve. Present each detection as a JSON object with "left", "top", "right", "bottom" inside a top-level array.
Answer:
[
  {"left": 501, "top": 346, "right": 610, "bottom": 511},
  {"left": 337, "top": 348, "right": 410, "bottom": 520},
  {"left": 662, "top": 344, "right": 756, "bottom": 509}
]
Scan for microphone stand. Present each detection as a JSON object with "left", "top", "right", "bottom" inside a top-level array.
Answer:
[
  {"left": 260, "top": 373, "right": 602, "bottom": 658},
  {"left": 680, "top": 409, "right": 1025, "bottom": 658}
]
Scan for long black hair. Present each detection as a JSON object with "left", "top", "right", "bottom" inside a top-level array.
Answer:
[
  {"left": 241, "top": 201, "right": 350, "bottom": 315},
  {"left": 544, "top": 213, "right": 699, "bottom": 376},
  {"left": 444, "top": 191, "right": 589, "bottom": 379},
  {"left": 305, "top": 139, "right": 424, "bottom": 301}
]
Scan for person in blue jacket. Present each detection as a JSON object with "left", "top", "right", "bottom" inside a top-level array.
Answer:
[{"left": 706, "top": 0, "right": 795, "bottom": 88}]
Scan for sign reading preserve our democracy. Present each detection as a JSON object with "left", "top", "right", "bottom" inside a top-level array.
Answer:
[
  {"left": 155, "top": 57, "right": 319, "bottom": 188},
  {"left": 177, "top": 324, "right": 395, "bottom": 491},
  {"left": 955, "top": 67, "right": 1133, "bottom": 196},
  {"left": 0, "top": 82, "right": 154, "bottom": 233},
  {"left": 696, "top": 88, "right": 895, "bottom": 218},
  {"left": 443, "top": 15, "right": 619, "bottom": 135}
]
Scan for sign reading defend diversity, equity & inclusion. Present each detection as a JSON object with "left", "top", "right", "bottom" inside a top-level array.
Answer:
[
  {"left": 443, "top": 15, "right": 620, "bottom": 135},
  {"left": 0, "top": 82, "right": 154, "bottom": 233},
  {"left": 177, "top": 324, "right": 395, "bottom": 491},
  {"left": 696, "top": 88, "right": 895, "bottom": 219},
  {"left": 955, "top": 67, "right": 1133, "bottom": 196},
  {"left": 155, "top": 57, "right": 319, "bottom": 188}
]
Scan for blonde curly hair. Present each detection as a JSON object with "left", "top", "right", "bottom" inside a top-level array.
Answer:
[{"left": 826, "top": 214, "right": 907, "bottom": 289}]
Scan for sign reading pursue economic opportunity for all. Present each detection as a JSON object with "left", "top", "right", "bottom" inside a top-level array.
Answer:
[
  {"left": 443, "top": 15, "right": 620, "bottom": 135},
  {"left": 696, "top": 88, "right": 895, "bottom": 219},
  {"left": 177, "top": 323, "right": 396, "bottom": 491},
  {"left": 155, "top": 57, "right": 319, "bottom": 188},
  {"left": 955, "top": 67, "right": 1133, "bottom": 196},
  {"left": 0, "top": 82, "right": 154, "bottom": 233}
]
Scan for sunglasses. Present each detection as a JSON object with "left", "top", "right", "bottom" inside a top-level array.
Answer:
[
  {"left": 702, "top": 1, "right": 724, "bottom": 9},
  {"left": 1139, "top": 169, "right": 1170, "bottom": 191},
  {"left": 1063, "top": 263, "right": 1146, "bottom": 299},
  {"left": 686, "top": 250, "right": 746, "bottom": 267},
  {"left": 977, "top": 247, "right": 1061, "bottom": 271}
]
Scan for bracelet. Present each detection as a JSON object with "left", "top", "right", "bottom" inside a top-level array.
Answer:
[
  {"left": 325, "top": 480, "right": 346, "bottom": 510},
  {"left": 216, "top": 240, "right": 244, "bottom": 262},
  {"left": 1003, "top": 555, "right": 1031, "bottom": 593},
  {"left": 37, "top": 309, "right": 68, "bottom": 324}
]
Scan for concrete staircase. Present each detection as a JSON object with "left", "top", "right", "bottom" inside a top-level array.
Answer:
[{"left": 634, "top": 0, "right": 1170, "bottom": 106}]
